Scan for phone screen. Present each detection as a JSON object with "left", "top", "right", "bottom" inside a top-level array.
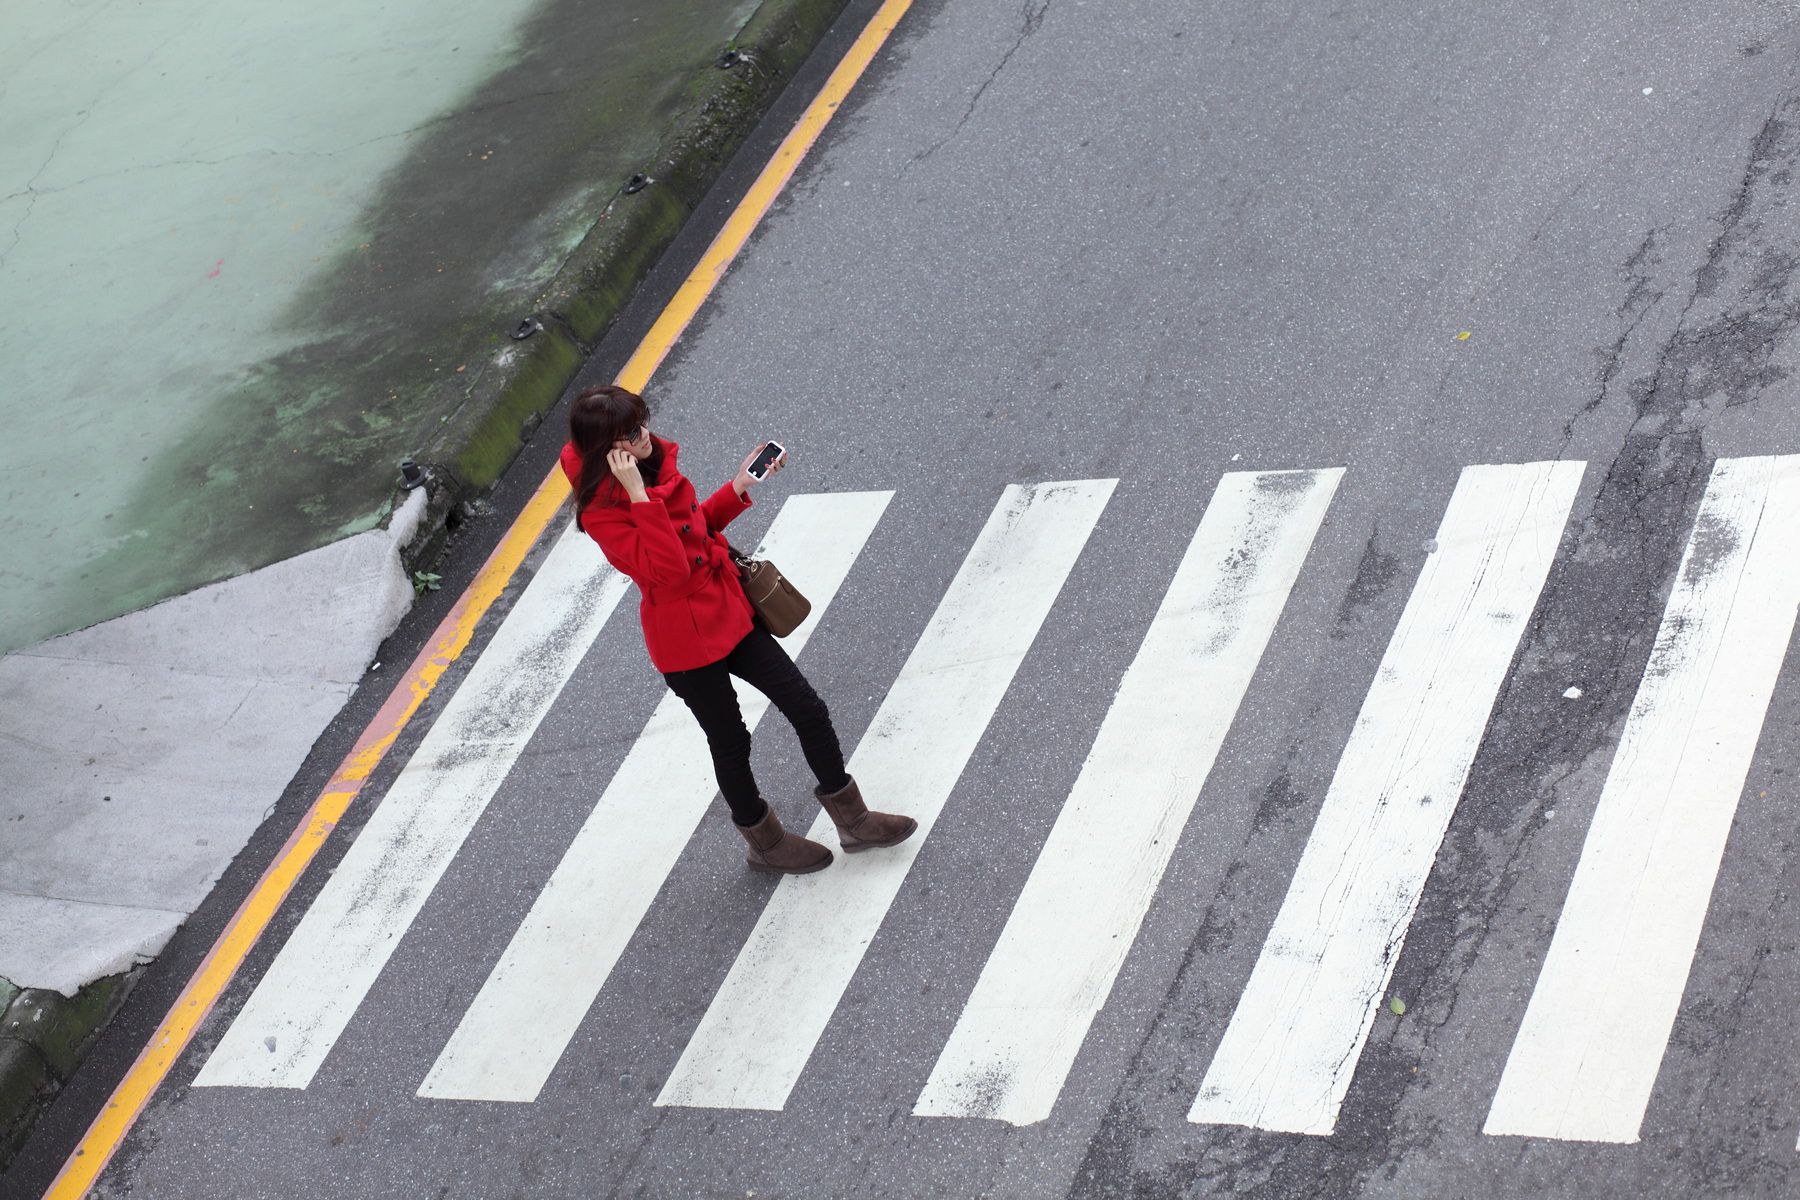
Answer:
[{"left": 747, "top": 441, "right": 783, "bottom": 480}]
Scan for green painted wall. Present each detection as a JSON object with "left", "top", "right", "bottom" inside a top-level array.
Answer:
[{"left": 0, "top": 0, "right": 765, "bottom": 652}]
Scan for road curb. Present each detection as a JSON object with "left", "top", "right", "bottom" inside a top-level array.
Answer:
[
  {"left": 0, "top": 975, "right": 136, "bottom": 1172},
  {"left": 400, "top": 0, "right": 854, "bottom": 574}
]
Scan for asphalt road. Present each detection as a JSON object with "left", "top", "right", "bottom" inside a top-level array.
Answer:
[{"left": 16, "top": 0, "right": 1800, "bottom": 1196}]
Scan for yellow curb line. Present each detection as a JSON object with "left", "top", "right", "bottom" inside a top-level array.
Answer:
[{"left": 44, "top": 1, "right": 912, "bottom": 1194}]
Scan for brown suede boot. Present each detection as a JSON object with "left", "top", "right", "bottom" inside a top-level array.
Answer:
[
  {"left": 738, "top": 806, "right": 833, "bottom": 874},
  {"left": 816, "top": 776, "right": 917, "bottom": 852}
]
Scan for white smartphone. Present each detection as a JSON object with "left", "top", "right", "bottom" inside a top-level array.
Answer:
[{"left": 745, "top": 440, "right": 785, "bottom": 481}]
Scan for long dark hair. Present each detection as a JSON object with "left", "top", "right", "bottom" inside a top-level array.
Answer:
[{"left": 569, "top": 384, "right": 663, "bottom": 521}]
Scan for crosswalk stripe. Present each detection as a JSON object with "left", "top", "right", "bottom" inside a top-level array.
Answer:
[
  {"left": 1483, "top": 455, "right": 1800, "bottom": 1145},
  {"left": 1189, "top": 460, "right": 1585, "bottom": 1136},
  {"left": 417, "top": 491, "right": 893, "bottom": 1102},
  {"left": 914, "top": 469, "right": 1343, "bottom": 1126},
  {"left": 194, "top": 524, "right": 631, "bottom": 1089},
  {"left": 653, "top": 479, "right": 1117, "bottom": 1112}
]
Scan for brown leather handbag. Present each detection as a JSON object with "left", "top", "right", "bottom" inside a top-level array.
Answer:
[{"left": 729, "top": 544, "right": 812, "bottom": 637}]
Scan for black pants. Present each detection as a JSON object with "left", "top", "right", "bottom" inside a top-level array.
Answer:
[{"left": 661, "top": 624, "right": 850, "bottom": 826}]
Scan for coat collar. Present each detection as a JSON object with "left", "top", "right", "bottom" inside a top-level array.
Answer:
[
  {"left": 649, "top": 435, "right": 679, "bottom": 481},
  {"left": 560, "top": 435, "right": 683, "bottom": 505},
  {"left": 639, "top": 435, "right": 683, "bottom": 502}
]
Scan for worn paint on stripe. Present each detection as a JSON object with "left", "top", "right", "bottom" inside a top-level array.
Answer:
[
  {"left": 915, "top": 469, "right": 1342, "bottom": 1126},
  {"left": 419, "top": 491, "right": 892, "bottom": 1102},
  {"left": 1484, "top": 455, "right": 1800, "bottom": 1145},
  {"left": 194, "top": 528, "right": 629, "bottom": 1088},
  {"left": 47, "top": 0, "right": 917, "bottom": 1189},
  {"left": 655, "top": 479, "right": 1116, "bottom": 1111},
  {"left": 1190, "top": 461, "right": 1584, "bottom": 1136}
]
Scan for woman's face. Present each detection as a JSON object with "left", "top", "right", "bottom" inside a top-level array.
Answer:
[{"left": 613, "top": 420, "right": 652, "bottom": 460}]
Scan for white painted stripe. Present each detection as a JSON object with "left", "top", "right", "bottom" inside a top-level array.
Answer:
[
  {"left": 195, "top": 524, "right": 631, "bottom": 1089},
  {"left": 1190, "top": 461, "right": 1585, "bottom": 1135},
  {"left": 418, "top": 491, "right": 892, "bottom": 1102},
  {"left": 915, "top": 469, "right": 1342, "bottom": 1126},
  {"left": 655, "top": 480, "right": 1117, "bottom": 1111},
  {"left": 1483, "top": 455, "right": 1800, "bottom": 1145}
]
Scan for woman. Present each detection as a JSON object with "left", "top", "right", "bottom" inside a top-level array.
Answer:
[{"left": 561, "top": 384, "right": 915, "bottom": 874}]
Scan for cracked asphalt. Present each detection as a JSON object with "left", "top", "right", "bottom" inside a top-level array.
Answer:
[{"left": 17, "top": 0, "right": 1800, "bottom": 1196}]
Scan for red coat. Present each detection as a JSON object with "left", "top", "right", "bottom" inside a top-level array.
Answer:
[{"left": 561, "top": 437, "right": 755, "bottom": 672}]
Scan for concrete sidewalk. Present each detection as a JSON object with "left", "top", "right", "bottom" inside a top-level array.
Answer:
[{"left": 0, "top": 0, "right": 850, "bottom": 1170}]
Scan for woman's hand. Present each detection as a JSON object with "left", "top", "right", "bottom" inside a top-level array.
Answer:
[
  {"left": 732, "top": 443, "right": 788, "bottom": 498},
  {"left": 608, "top": 448, "right": 649, "bottom": 503}
]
